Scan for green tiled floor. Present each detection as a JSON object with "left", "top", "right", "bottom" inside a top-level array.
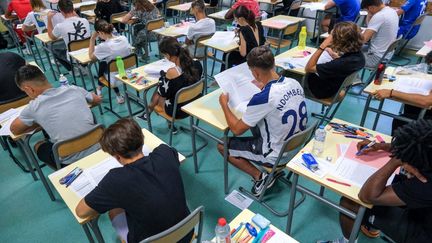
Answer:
[{"left": 0, "top": 39, "right": 412, "bottom": 242}]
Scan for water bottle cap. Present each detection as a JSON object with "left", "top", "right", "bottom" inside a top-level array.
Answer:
[
  {"left": 217, "top": 218, "right": 227, "bottom": 226},
  {"left": 301, "top": 26, "right": 306, "bottom": 31},
  {"left": 319, "top": 125, "right": 325, "bottom": 129}
]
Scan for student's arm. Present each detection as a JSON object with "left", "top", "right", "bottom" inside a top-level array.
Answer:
[
  {"left": 357, "top": 139, "right": 391, "bottom": 153},
  {"left": 219, "top": 93, "right": 250, "bottom": 135},
  {"left": 121, "top": 12, "right": 133, "bottom": 24},
  {"left": 374, "top": 90, "right": 432, "bottom": 108},
  {"left": 305, "top": 35, "right": 332, "bottom": 73},
  {"left": 89, "top": 93, "right": 102, "bottom": 106},
  {"left": 361, "top": 29, "right": 375, "bottom": 43},
  {"left": 47, "top": 11, "right": 58, "bottom": 40},
  {"left": 397, "top": 0, "right": 415, "bottom": 16},
  {"left": 358, "top": 158, "right": 406, "bottom": 206},
  {"left": 22, "top": 14, "right": 35, "bottom": 32},
  {"left": 88, "top": 32, "right": 98, "bottom": 61},
  {"left": 10, "top": 118, "right": 39, "bottom": 135},
  {"left": 239, "top": 30, "right": 247, "bottom": 57},
  {"left": 76, "top": 199, "right": 99, "bottom": 219},
  {"left": 324, "top": 0, "right": 336, "bottom": 10}
]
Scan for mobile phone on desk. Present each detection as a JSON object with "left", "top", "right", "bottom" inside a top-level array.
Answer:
[{"left": 59, "top": 167, "right": 82, "bottom": 185}]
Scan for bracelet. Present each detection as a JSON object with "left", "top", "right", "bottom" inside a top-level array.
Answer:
[{"left": 390, "top": 89, "right": 393, "bottom": 98}]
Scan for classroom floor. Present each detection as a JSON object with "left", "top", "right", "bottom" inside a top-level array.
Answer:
[{"left": 0, "top": 37, "right": 414, "bottom": 243}]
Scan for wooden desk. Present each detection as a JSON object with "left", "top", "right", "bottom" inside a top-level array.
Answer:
[
  {"left": 258, "top": 0, "right": 283, "bottom": 16},
  {"left": 68, "top": 47, "right": 99, "bottom": 92},
  {"left": 275, "top": 46, "right": 317, "bottom": 76},
  {"left": 182, "top": 89, "right": 241, "bottom": 194},
  {"left": 299, "top": 1, "right": 335, "bottom": 46},
  {"left": 227, "top": 209, "right": 298, "bottom": 243},
  {"left": 168, "top": 2, "right": 209, "bottom": 11},
  {"left": 261, "top": 15, "right": 305, "bottom": 30},
  {"left": 115, "top": 59, "right": 170, "bottom": 132},
  {"left": 73, "top": 0, "right": 96, "bottom": 9},
  {"left": 152, "top": 22, "right": 190, "bottom": 38},
  {"left": 208, "top": 9, "right": 229, "bottom": 21},
  {"left": 416, "top": 42, "right": 431, "bottom": 63},
  {"left": 81, "top": 10, "right": 95, "bottom": 18},
  {"left": 286, "top": 118, "right": 390, "bottom": 243},
  {"left": 48, "top": 128, "right": 185, "bottom": 243},
  {"left": 34, "top": 32, "right": 62, "bottom": 80},
  {"left": 360, "top": 67, "right": 432, "bottom": 129}
]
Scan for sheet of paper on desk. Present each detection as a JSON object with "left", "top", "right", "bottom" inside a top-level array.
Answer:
[
  {"left": 215, "top": 9, "right": 229, "bottom": 17},
  {"left": 206, "top": 31, "right": 236, "bottom": 46},
  {"left": 143, "top": 59, "right": 175, "bottom": 75},
  {"left": 0, "top": 111, "right": 34, "bottom": 136},
  {"left": 276, "top": 50, "right": 332, "bottom": 69},
  {"left": 425, "top": 40, "right": 432, "bottom": 48},
  {"left": 0, "top": 108, "right": 19, "bottom": 124},
  {"left": 301, "top": 2, "right": 326, "bottom": 10},
  {"left": 343, "top": 141, "right": 391, "bottom": 170},
  {"left": 292, "top": 157, "right": 332, "bottom": 178},
  {"left": 331, "top": 156, "right": 394, "bottom": 188},
  {"left": 267, "top": 19, "right": 293, "bottom": 28},
  {"left": 224, "top": 190, "right": 253, "bottom": 210},
  {"left": 215, "top": 63, "right": 259, "bottom": 113},
  {"left": 68, "top": 48, "right": 88, "bottom": 56},
  {"left": 142, "top": 144, "right": 151, "bottom": 156},
  {"left": 394, "top": 76, "right": 432, "bottom": 96}
]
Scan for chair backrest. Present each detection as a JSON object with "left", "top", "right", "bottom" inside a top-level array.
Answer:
[
  {"left": 108, "top": 53, "right": 139, "bottom": 73},
  {"left": 193, "top": 34, "right": 213, "bottom": 57},
  {"left": 68, "top": 37, "right": 90, "bottom": 52},
  {"left": 140, "top": 206, "right": 204, "bottom": 243},
  {"left": 146, "top": 18, "right": 165, "bottom": 32},
  {"left": 379, "top": 37, "right": 401, "bottom": 65},
  {"left": 329, "top": 71, "right": 359, "bottom": 103},
  {"left": 79, "top": 3, "right": 96, "bottom": 12},
  {"left": 171, "top": 79, "right": 205, "bottom": 119},
  {"left": 283, "top": 21, "right": 301, "bottom": 36},
  {"left": 110, "top": 11, "right": 128, "bottom": 24},
  {"left": 408, "top": 13, "right": 427, "bottom": 33},
  {"left": 166, "top": 0, "right": 181, "bottom": 8},
  {"left": 281, "top": 120, "right": 318, "bottom": 155},
  {"left": 0, "top": 96, "right": 31, "bottom": 113},
  {"left": 52, "top": 124, "right": 105, "bottom": 170},
  {"left": 287, "top": 0, "right": 302, "bottom": 16}
]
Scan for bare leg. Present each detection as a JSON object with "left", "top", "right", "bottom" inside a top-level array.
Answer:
[
  {"left": 108, "top": 208, "right": 125, "bottom": 220},
  {"left": 217, "top": 143, "right": 261, "bottom": 180},
  {"left": 340, "top": 197, "right": 361, "bottom": 239},
  {"left": 147, "top": 89, "right": 164, "bottom": 114},
  {"left": 321, "top": 17, "right": 331, "bottom": 34}
]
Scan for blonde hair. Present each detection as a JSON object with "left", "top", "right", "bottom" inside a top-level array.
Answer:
[{"left": 331, "top": 22, "right": 363, "bottom": 54}]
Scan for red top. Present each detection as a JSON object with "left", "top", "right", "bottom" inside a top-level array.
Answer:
[
  {"left": 232, "top": 0, "right": 261, "bottom": 18},
  {"left": 8, "top": 0, "right": 32, "bottom": 20}
]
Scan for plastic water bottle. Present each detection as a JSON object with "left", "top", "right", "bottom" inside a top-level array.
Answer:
[
  {"left": 298, "top": 26, "right": 307, "bottom": 50},
  {"left": 312, "top": 125, "right": 326, "bottom": 156},
  {"left": 59, "top": 74, "right": 68, "bottom": 86},
  {"left": 215, "top": 218, "right": 231, "bottom": 243},
  {"left": 116, "top": 56, "right": 126, "bottom": 79}
]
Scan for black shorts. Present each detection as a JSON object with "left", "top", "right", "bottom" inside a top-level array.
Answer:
[
  {"left": 36, "top": 141, "right": 58, "bottom": 168},
  {"left": 228, "top": 136, "right": 276, "bottom": 167}
]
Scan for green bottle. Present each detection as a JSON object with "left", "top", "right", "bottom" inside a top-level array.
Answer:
[
  {"left": 298, "top": 26, "right": 307, "bottom": 50},
  {"left": 116, "top": 56, "right": 126, "bottom": 79}
]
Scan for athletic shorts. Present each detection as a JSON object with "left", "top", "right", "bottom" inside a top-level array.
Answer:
[
  {"left": 111, "top": 212, "right": 129, "bottom": 243},
  {"left": 228, "top": 136, "right": 277, "bottom": 167}
]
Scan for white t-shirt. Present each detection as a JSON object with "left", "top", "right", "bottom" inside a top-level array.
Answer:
[
  {"left": 23, "top": 9, "right": 64, "bottom": 33},
  {"left": 94, "top": 36, "right": 132, "bottom": 86},
  {"left": 52, "top": 16, "right": 90, "bottom": 48},
  {"left": 366, "top": 6, "right": 399, "bottom": 58},
  {"left": 242, "top": 76, "right": 307, "bottom": 160},
  {"left": 186, "top": 17, "right": 216, "bottom": 57}
]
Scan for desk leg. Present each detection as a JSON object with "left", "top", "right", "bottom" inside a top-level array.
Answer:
[
  {"left": 348, "top": 206, "right": 366, "bottom": 243},
  {"left": 372, "top": 99, "right": 384, "bottom": 130},
  {"left": 203, "top": 46, "right": 208, "bottom": 94},
  {"left": 143, "top": 89, "right": 153, "bottom": 132},
  {"left": 223, "top": 130, "right": 229, "bottom": 194},
  {"left": 88, "top": 218, "right": 105, "bottom": 243},
  {"left": 360, "top": 95, "right": 372, "bottom": 127},
  {"left": 43, "top": 44, "right": 57, "bottom": 81},
  {"left": 18, "top": 138, "right": 55, "bottom": 201},
  {"left": 312, "top": 10, "right": 319, "bottom": 40},
  {"left": 124, "top": 84, "right": 133, "bottom": 117},
  {"left": 190, "top": 116, "right": 199, "bottom": 173},
  {"left": 33, "top": 38, "right": 46, "bottom": 71},
  {"left": 286, "top": 173, "right": 299, "bottom": 234},
  {"left": 82, "top": 224, "right": 95, "bottom": 243},
  {"left": 88, "top": 65, "right": 103, "bottom": 115},
  {"left": 16, "top": 141, "right": 38, "bottom": 181}
]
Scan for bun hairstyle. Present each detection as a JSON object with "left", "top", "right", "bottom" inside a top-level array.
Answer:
[
  {"left": 94, "top": 19, "right": 114, "bottom": 34},
  {"left": 234, "top": 6, "right": 256, "bottom": 29},
  {"left": 159, "top": 37, "right": 199, "bottom": 84}
]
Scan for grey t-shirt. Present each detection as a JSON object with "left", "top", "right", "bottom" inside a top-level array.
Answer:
[
  {"left": 366, "top": 6, "right": 399, "bottom": 58},
  {"left": 19, "top": 85, "right": 99, "bottom": 164}
]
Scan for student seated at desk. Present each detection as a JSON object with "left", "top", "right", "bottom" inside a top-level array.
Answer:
[
  {"left": 94, "top": 0, "right": 125, "bottom": 32},
  {"left": 224, "top": 0, "right": 260, "bottom": 20},
  {"left": 47, "top": 0, "right": 91, "bottom": 72},
  {"left": 221, "top": 6, "right": 266, "bottom": 71},
  {"left": 305, "top": 22, "right": 365, "bottom": 99},
  {"left": 395, "top": 0, "right": 427, "bottom": 40},
  {"left": 185, "top": 0, "right": 216, "bottom": 58},
  {"left": 137, "top": 37, "right": 203, "bottom": 125},
  {"left": 22, "top": 0, "right": 48, "bottom": 33},
  {"left": 121, "top": 0, "right": 160, "bottom": 62},
  {"left": 0, "top": 52, "right": 27, "bottom": 104},
  {"left": 319, "top": 119, "right": 432, "bottom": 243},
  {"left": 372, "top": 51, "right": 432, "bottom": 134},
  {"left": 10, "top": 65, "right": 102, "bottom": 168},
  {"left": 320, "top": 0, "right": 360, "bottom": 34},
  {"left": 75, "top": 118, "right": 193, "bottom": 243},
  {"left": 218, "top": 46, "right": 307, "bottom": 196},
  {"left": 361, "top": 0, "right": 398, "bottom": 69},
  {"left": 89, "top": 19, "right": 132, "bottom": 104}
]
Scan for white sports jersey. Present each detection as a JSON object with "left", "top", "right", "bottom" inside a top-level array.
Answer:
[{"left": 242, "top": 76, "right": 307, "bottom": 159}]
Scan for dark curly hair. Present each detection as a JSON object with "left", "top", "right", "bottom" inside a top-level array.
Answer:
[
  {"left": 391, "top": 119, "right": 432, "bottom": 172},
  {"left": 331, "top": 22, "right": 363, "bottom": 54}
]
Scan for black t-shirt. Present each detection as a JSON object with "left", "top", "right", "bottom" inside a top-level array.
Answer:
[
  {"left": 84, "top": 144, "right": 192, "bottom": 243},
  {"left": 0, "top": 52, "right": 27, "bottom": 104},
  {"left": 307, "top": 51, "right": 365, "bottom": 99},
  {"left": 95, "top": 0, "right": 124, "bottom": 23},
  {"left": 240, "top": 22, "right": 266, "bottom": 55},
  {"left": 157, "top": 60, "right": 203, "bottom": 119},
  {"left": 391, "top": 172, "right": 432, "bottom": 242}
]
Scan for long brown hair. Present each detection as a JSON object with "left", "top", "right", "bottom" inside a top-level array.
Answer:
[
  {"left": 234, "top": 6, "right": 256, "bottom": 29},
  {"left": 159, "top": 37, "right": 199, "bottom": 84},
  {"left": 133, "top": 0, "right": 155, "bottom": 12},
  {"left": 30, "top": 0, "right": 46, "bottom": 11},
  {"left": 331, "top": 22, "right": 363, "bottom": 54}
]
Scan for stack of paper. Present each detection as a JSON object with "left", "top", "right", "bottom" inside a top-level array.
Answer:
[
  {"left": 301, "top": 2, "right": 326, "bottom": 10},
  {"left": 276, "top": 50, "right": 332, "bottom": 69},
  {"left": 206, "top": 31, "right": 237, "bottom": 47},
  {"left": 0, "top": 109, "right": 34, "bottom": 136},
  {"left": 143, "top": 59, "right": 175, "bottom": 77},
  {"left": 266, "top": 19, "right": 293, "bottom": 29},
  {"left": 394, "top": 76, "right": 432, "bottom": 95},
  {"left": 68, "top": 48, "right": 88, "bottom": 56},
  {"left": 0, "top": 108, "right": 19, "bottom": 124},
  {"left": 214, "top": 63, "right": 260, "bottom": 113}
]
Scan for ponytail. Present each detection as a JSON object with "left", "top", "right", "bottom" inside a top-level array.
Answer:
[
  {"left": 94, "top": 19, "right": 114, "bottom": 34},
  {"left": 234, "top": 6, "right": 256, "bottom": 29}
]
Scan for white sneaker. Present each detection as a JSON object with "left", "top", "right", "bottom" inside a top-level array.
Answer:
[
  {"left": 96, "top": 87, "right": 102, "bottom": 97},
  {"left": 23, "top": 48, "right": 31, "bottom": 55},
  {"left": 116, "top": 95, "right": 125, "bottom": 104}
]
